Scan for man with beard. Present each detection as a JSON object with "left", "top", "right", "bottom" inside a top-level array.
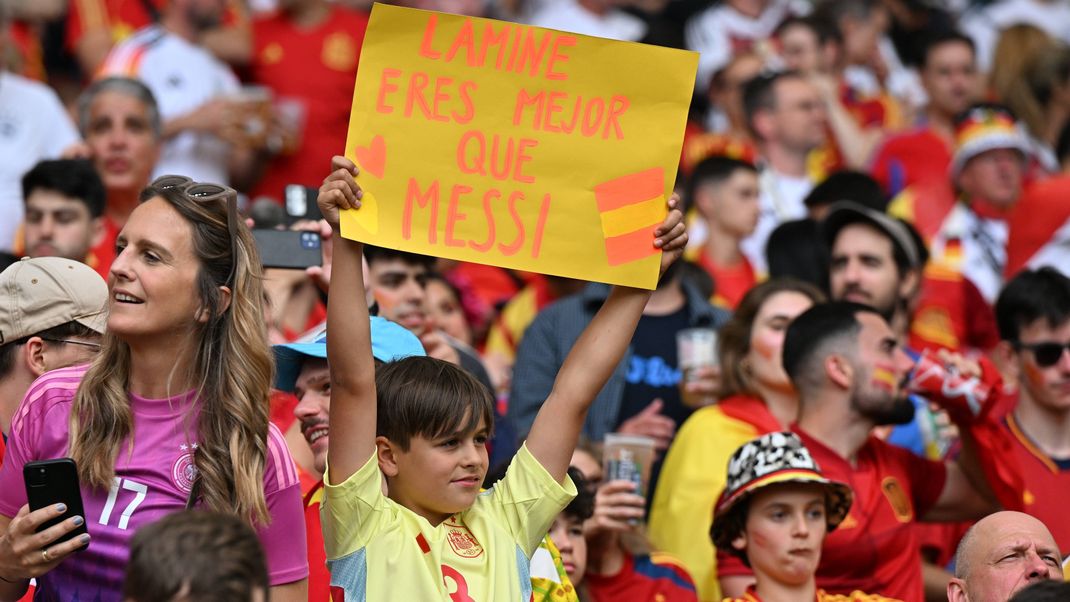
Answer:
[
  {"left": 509, "top": 259, "right": 730, "bottom": 497},
  {"left": 780, "top": 302, "right": 1001, "bottom": 602},
  {"left": 824, "top": 201, "right": 928, "bottom": 344}
]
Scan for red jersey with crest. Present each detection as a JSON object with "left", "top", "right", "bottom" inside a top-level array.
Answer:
[
  {"left": 248, "top": 6, "right": 369, "bottom": 203},
  {"left": 792, "top": 429, "right": 944, "bottom": 602}
]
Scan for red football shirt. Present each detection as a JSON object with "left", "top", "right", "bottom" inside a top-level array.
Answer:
[
  {"left": 248, "top": 7, "right": 370, "bottom": 203},
  {"left": 695, "top": 251, "right": 757, "bottom": 310},
  {"left": 870, "top": 127, "right": 952, "bottom": 197},
  {"left": 586, "top": 552, "right": 699, "bottom": 602},
  {"left": 304, "top": 481, "right": 330, "bottom": 602},
  {"left": 1004, "top": 413, "right": 1070, "bottom": 558},
  {"left": 794, "top": 429, "right": 946, "bottom": 602}
]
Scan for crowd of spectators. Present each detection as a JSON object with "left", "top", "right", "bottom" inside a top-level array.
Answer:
[{"left": 3, "top": 0, "right": 1070, "bottom": 601}]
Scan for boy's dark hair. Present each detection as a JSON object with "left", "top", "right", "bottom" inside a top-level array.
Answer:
[
  {"left": 1008, "top": 580, "right": 1070, "bottom": 602},
  {"left": 0, "top": 321, "right": 99, "bottom": 380},
  {"left": 920, "top": 30, "right": 976, "bottom": 70},
  {"left": 686, "top": 155, "right": 757, "bottom": 212},
  {"left": 742, "top": 70, "right": 803, "bottom": 139},
  {"left": 766, "top": 219, "right": 830, "bottom": 291},
  {"left": 803, "top": 170, "right": 887, "bottom": 213},
  {"left": 363, "top": 244, "right": 436, "bottom": 270},
  {"left": 782, "top": 302, "right": 878, "bottom": 394},
  {"left": 775, "top": 15, "right": 842, "bottom": 47},
  {"left": 375, "top": 356, "right": 495, "bottom": 450},
  {"left": 716, "top": 499, "right": 752, "bottom": 566},
  {"left": 22, "top": 159, "right": 106, "bottom": 219},
  {"left": 123, "top": 510, "right": 268, "bottom": 602},
  {"left": 995, "top": 267, "right": 1070, "bottom": 342},
  {"left": 563, "top": 467, "right": 595, "bottom": 521},
  {"left": 812, "top": 0, "right": 883, "bottom": 33}
]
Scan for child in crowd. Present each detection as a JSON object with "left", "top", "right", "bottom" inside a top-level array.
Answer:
[
  {"left": 686, "top": 155, "right": 761, "bottom": 309},
  {"left": 712, "top": 432, "right": 899, "bottom": 602},
  {"left": 545, "top": 467, "right": 597, "bottom": 599},
  {"left": 123, "top": 510, "right": 269, "bottom": 602},
  {"left": 316, "top": 155, "right": 687, "bottom": 599}
]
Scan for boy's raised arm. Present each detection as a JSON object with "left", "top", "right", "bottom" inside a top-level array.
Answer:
[
  {"left": 319, "top": 155, "right": 378, "bottom": 485},
  {"left": 525, "top": 196, "right": 687, "bottom": 483}
]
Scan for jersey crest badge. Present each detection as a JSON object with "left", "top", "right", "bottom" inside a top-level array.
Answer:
[{"left": 444, "top": 519, "right": 483, "bottom": 559}]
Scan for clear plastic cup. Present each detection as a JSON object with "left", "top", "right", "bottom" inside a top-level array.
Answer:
[
  {"left": 677, "top": 327, "right": 718, "bottom": 407},
  {"left": 602, "top": 433, "right": 655, "bottom": 523}
]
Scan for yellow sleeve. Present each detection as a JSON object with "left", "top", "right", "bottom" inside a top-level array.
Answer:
[
  {"left": 480, "top": 444, "right": 578, "bottom": 557},
  {"left": 648, "top": 408, "right": 761, "bottom": 602},
  {"left": 321, "top": 452, "right": 390, "bottom": 560}
]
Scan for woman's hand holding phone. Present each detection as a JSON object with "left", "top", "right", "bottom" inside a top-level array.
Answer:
[{"left": 0, "top": 503, "right": 89, "bottom": 581}]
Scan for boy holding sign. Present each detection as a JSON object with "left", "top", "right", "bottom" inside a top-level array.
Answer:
[{"left": 316, "top": 156, "right": 686, "bottom": 600}]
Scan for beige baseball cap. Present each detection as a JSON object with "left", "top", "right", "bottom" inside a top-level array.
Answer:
[{"left": 0, "top": 257, "right": 108, "bottom": 345}]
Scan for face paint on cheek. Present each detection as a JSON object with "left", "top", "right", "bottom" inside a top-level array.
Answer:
[
  {"left": 871, "top": 364, "right": 898, "bottom": 392},
  {"left": 1024, "top": 361, "right": 1046, "bottom": 388},
  {"left": 753, "top": 336, "right": 778, "bottom": 361}
]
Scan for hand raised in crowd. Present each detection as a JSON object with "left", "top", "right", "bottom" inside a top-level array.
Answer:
[
  {"left": 318, "top": 155, "right": 363, "bottom": 229},
  {"left": 617, "top": 399, "right": 676, "bottom": 451},
  {"left": 681, "top": 364, "right": 721, "bottom": 409},
  {"left": 420, "top": 325, "right": 462, "bottom": 366},
  {"left": 0, "top": 504, "right": 90, "bottom": 582},
  {"left": 585, "top": 480, "right": 646, "bottom": 538},
  {"left": 654, "top": 193, "right": 687, "bottom": 279}
]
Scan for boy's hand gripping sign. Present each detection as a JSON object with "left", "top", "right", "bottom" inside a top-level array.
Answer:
[{"left": 341, "top": 4, "right": 698, "bottom": 289}]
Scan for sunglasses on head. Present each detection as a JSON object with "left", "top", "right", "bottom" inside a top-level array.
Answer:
[
  {"left": 150, "top": 175, "right": 240, "bottom": 287},
  {"left": 1016, "top": 341, "right": 1070, "bottom": 368}
]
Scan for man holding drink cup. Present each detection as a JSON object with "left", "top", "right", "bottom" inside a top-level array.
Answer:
[{"left": 734, "top": 301, "right": 1023, "bottom": 602}]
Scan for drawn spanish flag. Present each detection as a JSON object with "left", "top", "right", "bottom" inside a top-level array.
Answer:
[
  {"left": 593, "top": 168, "right": 666, "bottom": 266},
  {"left": 872, "top": 365, "right": 898, "bottom": 391}
]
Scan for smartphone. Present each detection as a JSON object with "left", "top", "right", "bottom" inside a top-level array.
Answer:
[
  {"left": 284, "top": 184, "right": 322, "bottom": 222},
  {"left": 253, "top": 229, "right": 323, "bottom": 270},
  {"left": 24, "top": 459, "right": 89, "bottom": 547}
]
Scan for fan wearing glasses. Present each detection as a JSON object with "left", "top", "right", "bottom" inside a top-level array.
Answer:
[
  {"left": 993, "top": 266, "right": 1070, "bottom": 570},
  {"left": 0, "top": 257, "right": 107, "bottom": 438},
  {"left": 0, "top": 177, "right": 308, "bottom": 601}
]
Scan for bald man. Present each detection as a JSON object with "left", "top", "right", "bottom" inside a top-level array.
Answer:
[{"left": 948, "top": 512, "right": 1062, "bottom": 602}]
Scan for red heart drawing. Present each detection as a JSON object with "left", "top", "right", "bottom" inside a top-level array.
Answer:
[{"left": 354, "top": 135, "right": 386, "bottom": 179}]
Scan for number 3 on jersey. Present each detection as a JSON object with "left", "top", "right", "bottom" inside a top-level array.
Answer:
[
  {"left": 441, "top": 564, "right": 475, "bottom": 602},
  {"left": 98, "top": 477, "right": 148, "bottom": 530}
]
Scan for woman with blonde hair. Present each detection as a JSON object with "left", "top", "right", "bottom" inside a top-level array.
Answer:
[
  {"left": 0, "top": 176, "right": 308, "bottom": 600},
  {"left": 648, "top": 278, "right": 825, "bottom": 602}
]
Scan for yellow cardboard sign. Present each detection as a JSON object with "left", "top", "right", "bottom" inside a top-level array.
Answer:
[{"left": 342, "top": 4, "right": 697, "bottom": 289}]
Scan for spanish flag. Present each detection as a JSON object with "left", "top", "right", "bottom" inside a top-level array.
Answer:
[{"left": 593, "top": 168, "right": 665, "bottom": 266}]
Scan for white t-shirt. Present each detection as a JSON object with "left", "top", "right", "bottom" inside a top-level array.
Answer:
[
  {"left": 100, "top": 26, "right": 240, "bottom": 185},
  {"left": 529, "top": 0, "right": 646, "bottom": 42},
  {"left": 960, "top": 0, "right": 1070, "bottom": 73},
  {"left": 741, "top": 167, "right": 813, "bottom": 274},
  {"left": 685, "top": 0, "right": 809, "bottom": 92},
  {"left": 0, "top": 72, "right": 80, "bottom": 252}
]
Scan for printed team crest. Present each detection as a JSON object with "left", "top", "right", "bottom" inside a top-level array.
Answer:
[
  {"left": 444, "top": 519, "right": 483, "bottom": 559},
  {"left": 880, "top": 476, "right": 913, "bottom": 522},
  {"left": 171, "top": 443, "right": 199, "bottom": 493}
]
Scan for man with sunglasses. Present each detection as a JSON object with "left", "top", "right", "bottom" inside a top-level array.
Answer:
[
  {"left": 993, "top": 267, "right": 1070, "bottom": 570},
  {"left": 0, "top": 257, "right": 107, "bottom": 449}
]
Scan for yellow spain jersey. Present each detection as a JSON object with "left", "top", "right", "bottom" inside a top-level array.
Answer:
[{"left": 322, "top": 444, "right": 576, "bottom": 601}]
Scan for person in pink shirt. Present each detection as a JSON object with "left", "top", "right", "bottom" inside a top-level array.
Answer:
[{"left": 0, "top": 175, "right": 308, "bottom": 601}]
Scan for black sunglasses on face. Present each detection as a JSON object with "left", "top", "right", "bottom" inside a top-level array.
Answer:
[
  {"left": 150, "top": 175, "right": 240, "bottom": 287},
  {"left": 1016, "top": 341, "right": 1070, "bottom": 368}
]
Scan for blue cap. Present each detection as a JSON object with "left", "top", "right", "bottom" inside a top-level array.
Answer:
[{"left": 273, "top": 316, "right": 426, "bottom": 393}]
